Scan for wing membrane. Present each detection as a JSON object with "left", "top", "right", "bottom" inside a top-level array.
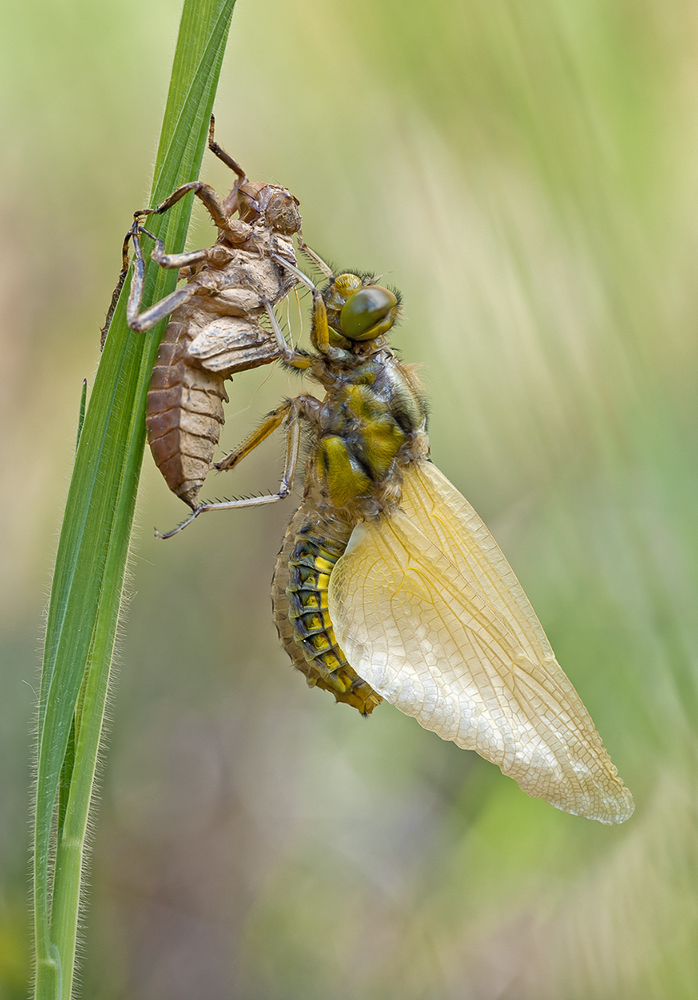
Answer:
[
  {"left": 328, "top": 461, "right": 633, "bottom": 824},
  {"left": 401, "top": 461, "right": 553, "bottom": 665}
]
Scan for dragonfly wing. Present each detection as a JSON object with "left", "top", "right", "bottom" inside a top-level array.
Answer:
[
  {"left": 328, "top": 463, "right": 633, "bottom": 824},
  {"left": 399, "top": 461, "right": 554, "bottom": 667}
]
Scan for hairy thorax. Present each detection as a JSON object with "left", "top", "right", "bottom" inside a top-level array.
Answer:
[{"left": 304, "top": 349, "right": 429, "bottom": 524}]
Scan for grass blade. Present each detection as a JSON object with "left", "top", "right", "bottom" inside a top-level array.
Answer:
[{"left": 32, "top": 2, "right": 237, "bottom": 997}]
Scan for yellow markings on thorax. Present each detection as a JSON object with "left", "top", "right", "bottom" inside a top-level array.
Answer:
[
  {"left": 316, "top": 437, "right": 374, "bottom": 507},
  {"left": 316, "top": 382, "right": 409, "bottom": 506}
]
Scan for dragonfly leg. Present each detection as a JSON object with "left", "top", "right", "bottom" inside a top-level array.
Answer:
[
  {"left": 262, "top": 300, "right": 311, "bottom": 370},
  {"left": 215, "top": 400, "right": 295, "bottom": 472},
  {"left": 272, "top": 254, "right": 339, "bottom": 356},
  {"left": 156, "top": 396, "right": 310, "bottom": 539}
]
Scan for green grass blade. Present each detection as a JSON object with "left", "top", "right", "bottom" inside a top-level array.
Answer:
[
  {"left": 56, "top": 380, "right": 88, "bottom": 842},
  {"left": 32, "top": 2, "right": 237, "bottom": 997}
]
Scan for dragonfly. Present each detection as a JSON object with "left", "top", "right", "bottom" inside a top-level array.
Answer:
[
  {"left": 157, "top": 250, "right": 635, "bottom": 825},
  {"left": 104, "top": 117, "right": 302, "bottom": 508}
]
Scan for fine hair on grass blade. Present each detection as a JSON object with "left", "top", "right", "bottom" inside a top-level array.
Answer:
[{"left": 32, "top": 2, "right": 237, "bottom": 997}]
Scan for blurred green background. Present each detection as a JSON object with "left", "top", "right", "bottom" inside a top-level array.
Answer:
[{"left": 3, "top": 0, "right": 698, "bottom": 996}]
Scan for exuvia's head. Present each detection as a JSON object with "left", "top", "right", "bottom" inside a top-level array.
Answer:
[{"left": 233, "top": 180, "right": 302, "bottom": 236}]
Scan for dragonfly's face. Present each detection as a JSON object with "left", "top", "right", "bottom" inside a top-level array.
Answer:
[{"left": 325, "top": 273, "right": 400, "bottom": 345}]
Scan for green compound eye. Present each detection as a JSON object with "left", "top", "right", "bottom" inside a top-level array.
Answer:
[{"left": 339, "top": 285, "right": 398, "bottom": 341}]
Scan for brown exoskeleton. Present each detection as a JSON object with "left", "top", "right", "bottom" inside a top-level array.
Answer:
[{"left": 104, "top": 117, "right": 303, "bottom": 508}]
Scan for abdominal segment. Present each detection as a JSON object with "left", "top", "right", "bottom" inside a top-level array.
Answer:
[
  {"left": 146, "top": 315, "right": 229, "bottom": 509},
  {"left": 272, "top": 507, "right": 382, "bottom": 715}
]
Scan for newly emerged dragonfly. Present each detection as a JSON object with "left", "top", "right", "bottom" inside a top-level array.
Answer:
[
  {"left": 159, "top": 253, "right": 634, "bottom": 825},
  {"left": 105, "top": 117, "right": 302, "bottom": 508}
]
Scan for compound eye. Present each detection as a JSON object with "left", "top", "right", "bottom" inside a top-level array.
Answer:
[{"left": 340, "top": 285, "right": 398, "bottom": 341}]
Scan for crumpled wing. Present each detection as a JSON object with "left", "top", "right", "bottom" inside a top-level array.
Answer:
[
  {"left": 188, "top": 316, "right": 279, "bottom": 373},
  {"left": 328, "top": 460, "right": 634, "bottom": 824}
]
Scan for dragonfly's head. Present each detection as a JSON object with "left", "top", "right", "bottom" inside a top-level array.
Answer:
[{"left": 325, "top": 273, "right": 400, "bottom": 347}]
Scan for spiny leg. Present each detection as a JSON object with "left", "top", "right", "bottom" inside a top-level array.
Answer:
[
  {"left": 156, "top": 397, "right": 310, "bottom": 539},
  {"left": 297, "top": 235, "right": 333, "bottom": 279},
  {"left": 214, "top": 399, "right": 295, "bottom": 472}
]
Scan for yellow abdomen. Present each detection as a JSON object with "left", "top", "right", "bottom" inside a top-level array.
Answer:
[{"left": 272, "top": 511, "right": 382, "bottom": 716}]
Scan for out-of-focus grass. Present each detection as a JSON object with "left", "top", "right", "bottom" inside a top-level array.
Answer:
[{"left": 3, "top": 0, "right": 698, "bottom": 997}]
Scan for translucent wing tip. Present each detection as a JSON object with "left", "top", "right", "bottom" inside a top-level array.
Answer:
[{"left": 540, "top": 774, "right": 635, "bottom": 825}]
